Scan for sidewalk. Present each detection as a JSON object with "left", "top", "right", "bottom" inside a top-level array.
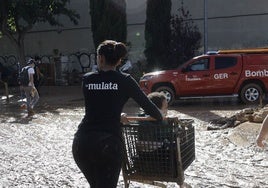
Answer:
[
  {"left": 38, "top": 85, "right": 83, "bottom": 106},
  {"left": 0, "top": 86, "right": 84, "bottom": 120},
  {"left": 0, "top": 85, "right": 139, "bottom": 116}
]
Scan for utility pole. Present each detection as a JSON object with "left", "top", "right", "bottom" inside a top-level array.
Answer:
[{"left": 204, "top": 0, "right": 208, "bottom": 54}]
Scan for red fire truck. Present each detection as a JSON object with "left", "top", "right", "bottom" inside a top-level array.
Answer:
[{"left": 139, "top": 48, "right": 268, "bottom": 105}]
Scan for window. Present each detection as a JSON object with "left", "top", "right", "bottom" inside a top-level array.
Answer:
[
  {"left": 188, "top": 58, "right": 209, "bottom": 71},
  {"left": 215, "top": 57, "right": 237, "bottom": 69}
]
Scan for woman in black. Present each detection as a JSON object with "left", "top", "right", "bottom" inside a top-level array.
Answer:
[{"left": 72, "top": 40, "right": 163, "bottom": 188}]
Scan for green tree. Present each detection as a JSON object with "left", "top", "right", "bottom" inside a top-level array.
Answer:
[
  {"left": 144, "top": 0, "right": 171, "bottom": 71},
  {"left": 169, "top": 3, "right": 201, "bottom": 68},
  {"left": 89, "top": 0, "right": 127, "bottom": 49},
  {"left": 0, "top": 0, "right": 80, "bottom": 65}
]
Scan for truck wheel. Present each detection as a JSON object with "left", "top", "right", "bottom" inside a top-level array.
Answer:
[
  {"left": 155, "top": 86, "right": 175, "bottom": 105},
  {"left": 240, "top": 83, "right": 263, "bottom": 104}
]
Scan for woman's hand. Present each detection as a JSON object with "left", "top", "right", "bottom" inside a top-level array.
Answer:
[
  {"left": 120, "top": 113, "right": 129, "bottom": 125},
  {"left": 256, "top": 136, "right": 266, "bottom": 148}
]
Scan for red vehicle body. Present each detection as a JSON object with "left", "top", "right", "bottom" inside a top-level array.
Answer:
[{"left": 139, "top": 49, "right": 268, "bottom": 104}]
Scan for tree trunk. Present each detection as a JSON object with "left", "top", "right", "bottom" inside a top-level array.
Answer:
[
  {"left": 3, "top": 30, "right": 26, "bottom": 67},
  {"left": 17, "top": 36, "right": 26, "bottom": 66}
]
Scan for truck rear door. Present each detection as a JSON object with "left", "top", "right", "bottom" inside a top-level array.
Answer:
[{"left": 210, "top": 55, "right": 242, "bottom": 94}]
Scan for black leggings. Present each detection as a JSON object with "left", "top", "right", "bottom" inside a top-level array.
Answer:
[{"left": 72, "top": 131, "right": 123, "bottom": 188}]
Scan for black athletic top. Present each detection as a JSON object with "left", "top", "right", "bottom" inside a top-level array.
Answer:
[{"left": 77, "top": 70, "right": 163, "bottom": 136}]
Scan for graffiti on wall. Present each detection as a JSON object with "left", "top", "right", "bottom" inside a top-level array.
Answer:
[
  {"left": 0, "top": 53, "right": 96, "bottom": 73},
  {"left": 0, "top": 52, "right": 96, "bottom": 85}
]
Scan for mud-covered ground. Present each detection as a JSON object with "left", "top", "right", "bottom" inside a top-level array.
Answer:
[{"left": 0, "top": 86, "right": 267, "bottom": 188}]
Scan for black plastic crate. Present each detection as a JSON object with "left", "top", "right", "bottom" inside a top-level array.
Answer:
[{"left": 121, "top": 118, "right": 195, "bottom": 187}]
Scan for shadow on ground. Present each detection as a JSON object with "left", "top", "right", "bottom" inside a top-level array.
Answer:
[
  {"left": 1, "top": 85, "right": 266, "bottom": 124},
  {"left": 0, "top": 86, "right": 84, "bottom": 122}
]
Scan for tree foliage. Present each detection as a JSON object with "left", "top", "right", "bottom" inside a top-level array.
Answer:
[
  {"left": 144, "top": 0, "right": 171, "bottom": 71},
  {"left": 169, "top": 4, "right": 201, "bottom": 68},
  {"left": 0, "top": 0, "right": 80, "bottom": 65},
  {"left": 89, "top": 0, "right": 127, "bottom": 49}
]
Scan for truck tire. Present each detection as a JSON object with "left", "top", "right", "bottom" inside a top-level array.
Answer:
[
  {"left": 155, "top": 86, "right": 175, "bottom": 105},
  {"left": 240, "top": 83, "right": 263, "bottom": 104}
]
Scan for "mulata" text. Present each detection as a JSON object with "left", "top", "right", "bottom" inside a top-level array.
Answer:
[{"left": 85, "top": 82, "right": 118, "bottom": 90}]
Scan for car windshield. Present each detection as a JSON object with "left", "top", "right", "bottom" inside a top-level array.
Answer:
[{"left": 177, "top": 59, "right": 191, "bottom": 69}]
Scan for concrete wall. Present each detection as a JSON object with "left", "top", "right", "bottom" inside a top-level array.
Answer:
[
  {"left": 1, "top": 0, "right": 268, "bottom": 63},
  {"left": 180, "top": 0, "right": 268, "bottom": 51}
]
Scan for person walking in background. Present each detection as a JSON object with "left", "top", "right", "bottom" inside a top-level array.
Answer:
[
  {"left": 72, "top": 40, "right": 163, "bottom": 188},
  {"left": 119, "top": 59, "right": 132, "bottom": 73},
  {"left": 34, "top": 56, "right": 44, "bottom": 95},
  {"left": 256, "top": 115, "right": 268, "bottom": 148},
  {"left": 20, "top": 59, "right": 40, "bottom": 117}
]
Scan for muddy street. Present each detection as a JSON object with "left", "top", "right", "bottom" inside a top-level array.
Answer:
[{"left": 0, "top": 86, "right": 268, "bottom": 188}]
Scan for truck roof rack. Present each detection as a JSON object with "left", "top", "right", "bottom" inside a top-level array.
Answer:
[{"left": 218, "top": 48, "right": 268, "bottom": 54}]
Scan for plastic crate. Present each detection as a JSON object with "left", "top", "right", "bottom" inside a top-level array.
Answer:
[{"left": 121, "top": 118, "right": 195, "bottom": 187}]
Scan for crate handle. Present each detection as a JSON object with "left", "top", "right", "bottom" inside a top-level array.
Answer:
[{"left": 126, "top": 116, "right": 157, "bottom": 121}]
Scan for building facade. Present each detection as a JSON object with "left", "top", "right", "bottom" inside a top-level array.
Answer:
[
  {"left": 181, "top": 0, "right": 268, "bottom": 52},
  {"left": 1, "top": 0, "right": 268, "bottom": 68}
]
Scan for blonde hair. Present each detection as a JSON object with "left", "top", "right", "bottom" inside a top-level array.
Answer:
[{"left": 147, "top": 92, "right": 167, "bottom": 109}]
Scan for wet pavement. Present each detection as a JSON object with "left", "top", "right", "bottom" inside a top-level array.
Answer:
[{"left": 0, "top": 86, "right": 267, "bottom": 187}]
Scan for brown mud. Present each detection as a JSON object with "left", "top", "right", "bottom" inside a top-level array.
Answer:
[{"left": 0, "top": 86, "right": 267, "bottom": 188}]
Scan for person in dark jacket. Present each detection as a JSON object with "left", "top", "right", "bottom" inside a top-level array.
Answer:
[
  {"left": 33, "top": 56, "right": 44, "bottom": 95},
  {"left": 72, "top": 40, "right": 163, "bottom": 188}
]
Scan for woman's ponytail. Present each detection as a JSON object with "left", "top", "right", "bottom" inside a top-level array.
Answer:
[{"left": 97, "top": 40, "right": 127, "bottom": 66}]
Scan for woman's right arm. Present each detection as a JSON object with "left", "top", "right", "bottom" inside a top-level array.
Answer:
[
  {"left": 125, "top": 76, "right": 163, "bottom": 121},
  {"left": 257, "top": 115, "right": 268, "bottom": 147}
]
